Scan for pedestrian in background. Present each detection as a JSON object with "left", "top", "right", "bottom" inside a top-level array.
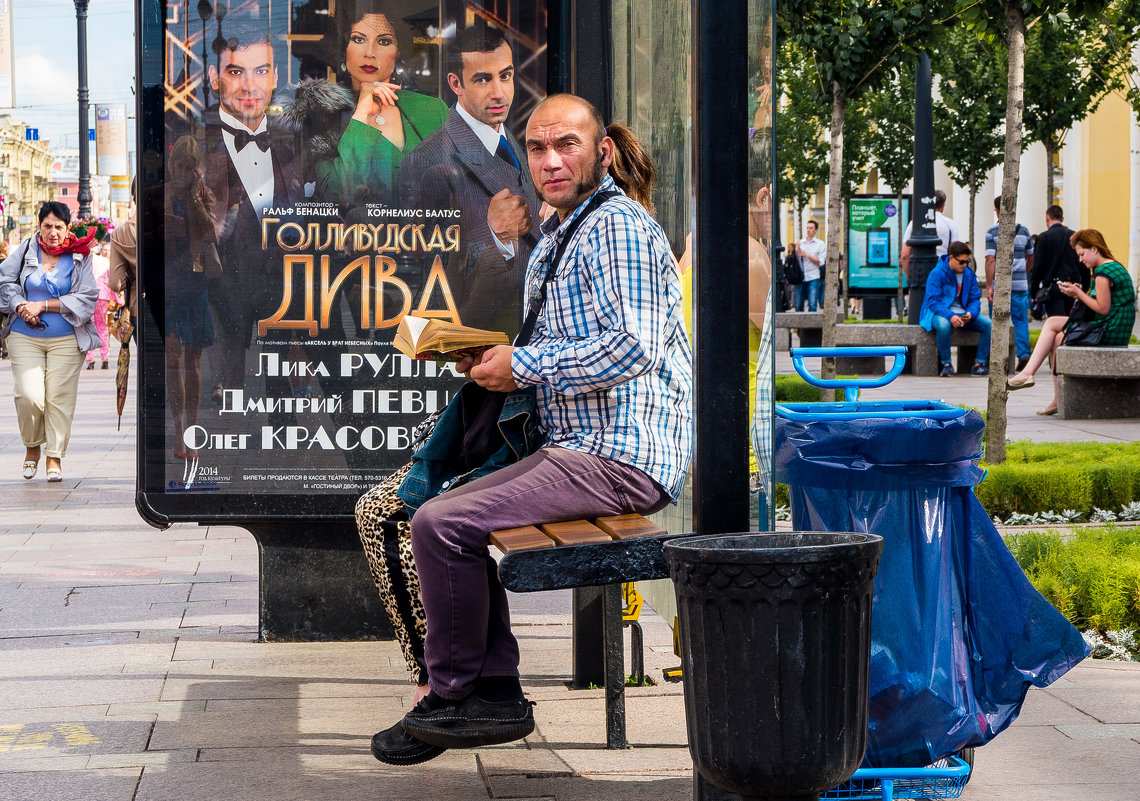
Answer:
[
  {"left": 985, "top": 196, "right": 1034, "bottom": 371},
  {"left": 85, "top": 241, "right": 114, "bottom": 370},
  {"left": 0, "top": 201, "right": 99, "bottom": 482},
  {"left": 0, "top": 239, "right": 8, "bottom": 360},
  {"left": 793, "top": 219, "right": 825, "bottom": 311}
]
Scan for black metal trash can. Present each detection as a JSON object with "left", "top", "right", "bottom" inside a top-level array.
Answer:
[{"left": 665, "top": 532, "right": 883, "bottom": 801}]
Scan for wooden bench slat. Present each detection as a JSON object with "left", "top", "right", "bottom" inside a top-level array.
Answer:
[
  {"left": 595, "top": 514, "right": 667, "bottom": 540},
  {"left": 541, "top": 519, "right": 613, "bottom": 546},
  {"left": 490, "top": 525, "right": 556, "bottom": 553}
]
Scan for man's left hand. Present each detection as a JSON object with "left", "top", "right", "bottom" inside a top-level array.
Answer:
[{"left": 468, "top": 345, "right": 518, "bottom": 392}]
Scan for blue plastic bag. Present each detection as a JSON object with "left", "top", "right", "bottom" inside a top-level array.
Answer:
[{"left": 775, "top": 410, "right": 1088, "bottom": 767}]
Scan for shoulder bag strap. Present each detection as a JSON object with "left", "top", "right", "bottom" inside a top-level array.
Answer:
[{"left": 514, "top": 190, "right": 618, "bottom": 347}]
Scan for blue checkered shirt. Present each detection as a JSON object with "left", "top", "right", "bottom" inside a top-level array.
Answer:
[{"left": 511, "top": 176, "right": 694, "bottom": 500}]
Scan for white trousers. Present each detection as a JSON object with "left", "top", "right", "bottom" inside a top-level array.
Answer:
[{"left": 8, "top": 331, "right": 86, "bottom": 458}]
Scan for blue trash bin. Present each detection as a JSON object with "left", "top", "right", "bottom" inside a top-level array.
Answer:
[{"left": 775, "top": 347, "right": 1088, "bottom": 769}]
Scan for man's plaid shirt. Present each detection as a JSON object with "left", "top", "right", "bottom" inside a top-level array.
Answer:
[{"left": 511, "top": 176, "right": 694, "bottom": 500}]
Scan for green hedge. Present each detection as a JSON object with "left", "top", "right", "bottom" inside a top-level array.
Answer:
[
  {"left": 1007, "top": 526, "right": 1140, "bottom": 633},
  {"left": 977, "top": 442, "right": 1140, "bottom": 519}
]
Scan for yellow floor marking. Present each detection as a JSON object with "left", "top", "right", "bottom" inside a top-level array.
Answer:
[
  {"left": 0, "top": 724, "right": 23, "bottom": 751},
  {"left": 12, "top": 733, "right": 54, "bottom": 751},
  {"left": 53, "top": 723, "right": 101, "bottom": 746}
]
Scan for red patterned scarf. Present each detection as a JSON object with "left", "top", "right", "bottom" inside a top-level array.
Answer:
[{"left": 38, "top": 230, "right": 97, "bottom": 257}]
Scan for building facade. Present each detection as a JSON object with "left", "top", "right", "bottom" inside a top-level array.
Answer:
[{"left": 0, "top": 114, "right": 53, "bottom": 246}]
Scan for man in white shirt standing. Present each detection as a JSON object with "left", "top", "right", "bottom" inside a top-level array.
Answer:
[
  {"left": 792, "top": 219, "right": 826, "bottom": 311},
  {"left": 201, "top": 22, "right": 301, "bottom": 401},
  {"left": 900, "top": 189, "right": 960, "bottom": 278}
]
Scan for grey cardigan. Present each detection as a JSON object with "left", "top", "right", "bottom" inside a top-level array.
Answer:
[{"left": 0, "top": 237, "right": 99, "bottom": 352}]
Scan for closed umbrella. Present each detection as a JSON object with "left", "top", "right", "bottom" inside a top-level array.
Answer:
[{"left": 107, "top": 297, "right": 134, "bottom": 430}]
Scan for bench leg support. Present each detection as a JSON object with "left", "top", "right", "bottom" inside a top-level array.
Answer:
[
  {"left": 571, "top": 586, "right": 605, "bottom": 689},
  {"left": 602, "top": 583, "right": 628, "bottom": 749}
]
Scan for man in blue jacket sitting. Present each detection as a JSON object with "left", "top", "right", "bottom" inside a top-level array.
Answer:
[{"left": 919, "top": 241, "right": 991, "bottom": 377}]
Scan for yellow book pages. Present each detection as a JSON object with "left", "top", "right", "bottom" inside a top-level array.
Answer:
[{"left": 393, "top": 313, "right": 508, "bottom": 361}]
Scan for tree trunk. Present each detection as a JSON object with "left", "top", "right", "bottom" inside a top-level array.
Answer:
[
  {"left": 968, "top": 172, "right": 977, "bottom": 268},
  {"left": 985, "top": 3, "right": 1028, "bottom": 465},
  {"left": 1045, "top": 138, "right": 1055, "bottom": 206},
  {"left": 820, "top": 81, "right": 845, "bottom": 401},
  {"left": 897, "top": 189, "right": 905, "bottom": 322}
]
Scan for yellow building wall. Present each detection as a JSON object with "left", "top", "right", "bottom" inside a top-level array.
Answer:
[{"left": 1080, "top": 92, "right": 1132, "bottom": 267}]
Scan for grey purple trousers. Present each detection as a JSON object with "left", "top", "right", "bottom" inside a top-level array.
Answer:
[{"left": 410, "top": 445, "right": 670, "bottom": 700}]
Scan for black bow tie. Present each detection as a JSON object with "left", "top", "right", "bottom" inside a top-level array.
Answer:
[{"left": 222, "top": 124, "right": 271, "bottom": 152}]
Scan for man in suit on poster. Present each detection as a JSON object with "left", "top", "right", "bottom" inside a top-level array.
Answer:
[
  {"left": 201, "top": 22, "right": 302, "bottom": 400},
  {"left": 398, "top": 22, "right": 540, "bottom": 335}
]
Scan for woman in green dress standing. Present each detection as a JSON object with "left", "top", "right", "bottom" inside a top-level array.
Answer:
[
  {"left": 287, "top": 0, "right": 447, "bottom": 207},
  {"left": 1007, "top": 228, "right": 1136, "bottom": 414}
]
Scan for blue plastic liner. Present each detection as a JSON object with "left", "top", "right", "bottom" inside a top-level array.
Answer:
[{"left": 776, "top": 411, "right": 1089, "bottom": 768}]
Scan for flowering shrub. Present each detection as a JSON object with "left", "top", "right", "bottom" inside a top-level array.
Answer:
[{"left": 70, "top": 216, "right": 115, "bottom": 242}]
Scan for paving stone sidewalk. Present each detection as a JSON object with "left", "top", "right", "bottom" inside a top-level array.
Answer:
[{"left": 0, "top": 353, "right": 1137, "bottom": 801}]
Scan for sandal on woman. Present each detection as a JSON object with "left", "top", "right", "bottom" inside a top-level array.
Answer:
[
  {"left": 46, "top": 467, "right": 63, "bottom": 483},
  {"left": 1006, "top": 375, "right": 1035, "bottom": 390},
  {"left": 1036, "top": 407, "right": 1058, "bottom": 416},
  {"left": 21, "top": 461, "right": 38, "bottom": 480}
]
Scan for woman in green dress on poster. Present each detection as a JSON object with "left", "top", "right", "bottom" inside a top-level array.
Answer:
[{"left": 287, "top": 0, "right": 447, "bottom": 208}]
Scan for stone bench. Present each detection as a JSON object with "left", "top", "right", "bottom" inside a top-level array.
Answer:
[
  {"left": 828, "top": 323, "right": 1016, "bottom": 376},
  {"left": 492, "top": 514, "right": 677, "bottom": 749},
  {"left": 1055, "top": 346, "right": 1140, "bottom": 419},
  {"left": 774, "top": 311, "right": 845, "bottom": 350}
]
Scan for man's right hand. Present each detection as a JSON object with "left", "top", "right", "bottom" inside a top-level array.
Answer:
[
  {"left": 487, "top": 188, "right": 531, "bottom": 241},
  {"left": 950, "top": 314, "right": 965, "bottom": 328},
  {"left": 987, "top": 285, "right": 994, "bottom": 303}
]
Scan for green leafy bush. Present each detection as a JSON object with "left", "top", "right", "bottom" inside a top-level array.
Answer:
[
  {"left": 977, "top": 441, "right": 1140, "bottom": 519},
  {"left": 1007, "top": 526, "right": 1140, "bottom": 633},
  {"left": 774, "top": 373, "right": 858, "bottom": 403}
]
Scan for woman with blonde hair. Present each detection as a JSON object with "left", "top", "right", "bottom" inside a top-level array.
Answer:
[{"left": 1007, "top": 227, "right": 1136, "bottom": 414}]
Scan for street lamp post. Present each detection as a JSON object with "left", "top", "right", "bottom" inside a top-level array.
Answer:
[
  {"left": 906, "top": 53, "right": 940, "bottom": 325},
  {"left": 74, "top": 0, "right": 91, "bottom": 218}
]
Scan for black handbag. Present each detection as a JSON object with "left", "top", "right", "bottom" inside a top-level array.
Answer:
[
  {"left": 1062, "top": 320, "right": 1107, "bottom": 346},
  {"left": 405, "top": 190, "right": 620, "bottom": 471},
  {"left": 784, "top": 253, "right": 804, "bottom": 285}
]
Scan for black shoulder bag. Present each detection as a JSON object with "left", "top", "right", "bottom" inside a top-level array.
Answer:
[{"left": 427, "top": 190, "right": 619, "bottom": 473}]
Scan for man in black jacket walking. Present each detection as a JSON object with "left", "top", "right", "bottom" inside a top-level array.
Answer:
[{"left": 1031, "top": 205, "right": 1086, "bottom": 319}]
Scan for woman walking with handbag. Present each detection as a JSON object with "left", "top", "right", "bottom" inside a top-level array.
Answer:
[
  {"left": 1006, "top": 228, "right": 1135, "bottom": 415},
  {"left": 0, "top": 201, "right": 99, "bottom": 481}
]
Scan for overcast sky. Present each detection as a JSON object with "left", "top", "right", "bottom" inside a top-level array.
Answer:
[{"left": 8, "top": 0, "right": 136, "bottom": 152}]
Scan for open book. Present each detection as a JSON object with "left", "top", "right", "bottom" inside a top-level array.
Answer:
[{"left": 392, "top": 313, "right": 509, "bottom": 362}]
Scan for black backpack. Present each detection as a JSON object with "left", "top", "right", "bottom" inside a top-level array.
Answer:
[{"left": 783, "top": 253, "right": 804, "bottom": 285}]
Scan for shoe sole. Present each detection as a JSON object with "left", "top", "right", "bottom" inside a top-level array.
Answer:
[
  {"left": 402, "top": 715, "right": 534, "bottom": 749},
  {"left": 1006, "top": 380, "right": 1034, "bottom": 391},
  {"left": 370, "top": 738, "right": 446, "bottom": 765}
]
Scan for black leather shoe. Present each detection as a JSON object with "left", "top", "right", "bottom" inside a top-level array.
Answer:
[
  {"left": 370, "top": 721, "right": 446, "bottom": 765},
  {"left": 401, "top": 694, "right": 535, "bottom": 749}
]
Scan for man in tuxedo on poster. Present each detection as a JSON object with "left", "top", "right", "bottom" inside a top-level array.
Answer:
[
  {"left": 398, "top": 22, "right": 540, "bottom": 336},
  {"left": 201, "top": 21, "right": 301, "bottom": 403}
]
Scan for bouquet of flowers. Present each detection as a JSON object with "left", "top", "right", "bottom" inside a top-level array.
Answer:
[{"left": 70, "top": 216, "right": 115, "bottom": 242}]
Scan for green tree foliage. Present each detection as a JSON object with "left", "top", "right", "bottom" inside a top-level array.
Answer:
[
  {"left": 777, "top": 41, "right": 829, "bottom": 236},
  {"left": 932, "top": 27, "right": 1006, "bottom": 244},
  {"left": 1023, "top": 2, "right": 1140, "bottom": 204},
  {"left": 779, "top": 1, "right": 945, "bottom": 394}
]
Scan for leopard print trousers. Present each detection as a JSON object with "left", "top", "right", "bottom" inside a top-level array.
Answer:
[{"left": 355, "top": 462, "right": 429, "bottom": 686}]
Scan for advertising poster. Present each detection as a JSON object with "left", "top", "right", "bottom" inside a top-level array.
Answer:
[
  {"left": 149, "top": 0, "right": 547, "bottom": 515},
  {"left": 846, "top": 194, "right": 910, "bottom": 291}
]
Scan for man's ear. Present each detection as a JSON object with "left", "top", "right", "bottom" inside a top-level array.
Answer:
[
  {"left": 208, "top": 65, "right": 219, "bottom": 92},
  {"left": 447, "top": 72, "right": 462, "bottom": 97},
  {"left": 272, "top": 66, "right": 279, "bottom": 93},
  {"left": 599, "top": 136, "right": 614, "bottom": 169}
]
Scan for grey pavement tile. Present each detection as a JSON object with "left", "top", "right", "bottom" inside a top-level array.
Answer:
[
  {"left": 87, "top": 749, "right": 198, "bottom": 768},
  {"left": 476, "top": 745, "right": 575, "bottom": 777},
  {"left": 187, "top": 580, "right": 257, "bottom": 603},
  {"left": 148, "top": 696, "right": 405, "bottom": 750},
  {"left": 0, "top": 766, "right": 141, "bottom": 800},
  {"left": 0, "top": 677, "right": 165, "bottom": 711},
  {"left": 0, "top": 754, "right": 92, "bottom": 772},
  {"left": 0, "top": 642, "right": 177, "bottom": 677},
  {"left": 965, "top": 722, "right": 1140, "bottom": 787},
  {"left": 961, "top": 784, "right": 1140, "bottom": 801},
  {"left": 158, "top": 675, "right": 400, "bottom": 703},
  {"left": 0, "top": 718, "right": 154, "bottom": 757},
  {"left": 1055, "top": 723, "right": 1140, "bottom": 740},
  {"left": 485, "top": 773, "right": 693, "bottom": 801},
  {"left": 134, "top": 755, "right": 488, "bottom": 801},
  {"left": 1010, "top": 685, "right": 1102, "bottom": 726},
  {"left": 106, "top": 700, "right": 207, "bottom": 721},
  {"left": 121, "top": 660, "right": 214, "bottom": 675}
]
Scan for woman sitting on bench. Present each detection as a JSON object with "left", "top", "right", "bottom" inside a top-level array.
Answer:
[{"left": 1007, "top": 228, "right": 1136, "bottom": 415}]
